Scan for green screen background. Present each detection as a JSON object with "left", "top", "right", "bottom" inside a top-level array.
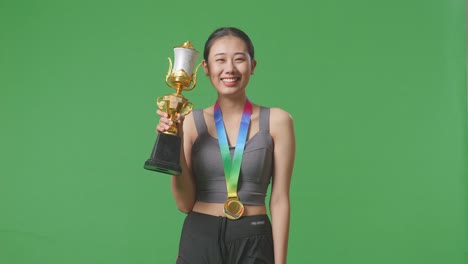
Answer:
[{"left": 1, "top": 0, "right": 466, "bottom": 263}]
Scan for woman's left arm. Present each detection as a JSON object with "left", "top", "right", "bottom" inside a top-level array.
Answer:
[{"left": 269, "top": 108, "right": 296, "bottom": 264}]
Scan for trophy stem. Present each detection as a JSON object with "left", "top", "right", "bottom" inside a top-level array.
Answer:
[{"left": 176, "top": 85, "right": 183, "bottom": 95}]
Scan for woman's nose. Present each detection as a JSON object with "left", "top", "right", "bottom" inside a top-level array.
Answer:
[{"left": 224, "top": 60, "right": 236, "bottom": 74}]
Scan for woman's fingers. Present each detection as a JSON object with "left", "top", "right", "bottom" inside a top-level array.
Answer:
[
  {"left": 156, "top": 109, "right": 168, "bottom": 118},
  {"left": 176, "top": 113, "right": 185, "bottom": 124},
  {"left": 156, "top": 122, "right": 172, "bottom": 133},
  {"left": 155, "top": 111, "right": 186, "bottom": 134},
  {"left": 156, "top": 110, "right": 173, "bottom": 133}
]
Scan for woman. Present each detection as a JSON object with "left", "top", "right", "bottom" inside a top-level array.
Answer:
[{"left": 156, "top": 27, "right": 295, "bottom": 264}]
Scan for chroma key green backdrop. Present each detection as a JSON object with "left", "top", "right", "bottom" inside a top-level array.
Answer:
[{"left": 0, "top": 0, "right": 466, "bottom": 263}]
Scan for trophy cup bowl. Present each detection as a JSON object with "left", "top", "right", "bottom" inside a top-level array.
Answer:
[{"left": 144, "top": 41, "right": 200, "bottom": 175}]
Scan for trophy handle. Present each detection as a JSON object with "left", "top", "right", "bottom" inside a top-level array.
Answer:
[
  {"left": 165, "top": 58, "right": 177, "bottom": 90},
  {"left": 156, "top": 96, "right": 166, "bottom": 111},
  {"left": 180, "top": 102, "right": 194, "bottom": 116},
  {"left": 183, "top": 62, "right": 202, "bottom": 91}
]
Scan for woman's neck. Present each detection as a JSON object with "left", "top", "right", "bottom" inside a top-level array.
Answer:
[{"left": 215, "top": 94, "right": 248, "bottom": 116}]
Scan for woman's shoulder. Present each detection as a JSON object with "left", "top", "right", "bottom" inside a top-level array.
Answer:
[
  {"left": 188, "top": 106, "right": 214, "bottom": 120},
  {"left": 267, "top": 107, "right": 293, "bottom": 123},
  {"left": 184, "top": 106, "right": 213, "bottom": 136},
  {"left": 266, "top": 107, "right": 294, "bottom": 138},
  {"left": 194, "top": 106, "right": 214, "bottom": 117}
]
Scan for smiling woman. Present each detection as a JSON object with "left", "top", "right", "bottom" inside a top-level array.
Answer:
[
  {"left": 202, "top": 35, "right": 257, "bottom": 97},
  {"left": 154, "top": 27, "right": 296, "bottom": 264}
]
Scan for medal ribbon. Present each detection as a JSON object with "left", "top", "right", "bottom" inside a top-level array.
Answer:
[{"left": 214, "top": 99, "right": 252, "bottom": 199}]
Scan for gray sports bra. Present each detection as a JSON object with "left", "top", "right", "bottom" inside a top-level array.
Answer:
[{"left": 191, "top": 107, "right": 274, "bottom": 206}]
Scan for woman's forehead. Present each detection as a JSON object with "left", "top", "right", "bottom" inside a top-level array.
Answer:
[{"left": 209, "top": 36, "right": 249, "bottom": 55}]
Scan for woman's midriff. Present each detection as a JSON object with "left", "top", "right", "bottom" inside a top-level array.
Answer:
[{"left": 192, "top": 201, "right": 267, "bottom": 217}]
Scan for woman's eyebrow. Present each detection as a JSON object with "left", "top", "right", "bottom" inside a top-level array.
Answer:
[{"left": 213, "top": 52, "right": 248, "bottom": 56}]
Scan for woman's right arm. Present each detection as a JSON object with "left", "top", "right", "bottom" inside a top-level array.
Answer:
[{"left": 156, "top": 110, "right": 196, "bottom": 213}]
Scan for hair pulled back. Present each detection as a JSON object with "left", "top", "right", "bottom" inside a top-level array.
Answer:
[{"left": 203, "top": 27, "right": 255, "bottom": 63}]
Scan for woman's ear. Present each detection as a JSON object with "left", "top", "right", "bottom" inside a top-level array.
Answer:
[
  {"left": 202, "top": 60, "right": 209, "bottom": 76},
  {"left": 251, "top": 59, "right": 257, "bottom": 75}
]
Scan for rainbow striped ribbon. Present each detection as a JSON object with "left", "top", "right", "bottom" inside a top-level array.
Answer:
[{"left": 214, "top": 99, "right": 253, "bottom": 198}]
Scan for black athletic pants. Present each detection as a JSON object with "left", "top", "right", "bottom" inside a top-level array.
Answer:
[{"left": 176, "top": 211, "right": 274, "bottom": 264}]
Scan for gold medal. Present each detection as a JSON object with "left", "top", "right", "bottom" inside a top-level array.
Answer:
[{"left": 223, "top": 197, "right": 244, "bottom": 220}]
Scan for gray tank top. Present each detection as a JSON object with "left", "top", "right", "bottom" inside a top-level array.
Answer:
[{"left": 191, "top": 107, "right": 274, "bottom": 205}]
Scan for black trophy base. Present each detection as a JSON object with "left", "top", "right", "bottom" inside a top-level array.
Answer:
[{"left": 144, "top": 133, "right": 182, "bottom": 176}]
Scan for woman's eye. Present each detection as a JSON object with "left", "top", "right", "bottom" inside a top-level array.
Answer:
[
  {"left": 235, "top": 57, "right": 245, "bottom": 62},
  {"left": 216, "top": 58, "right": 225, "bottom": 62}
]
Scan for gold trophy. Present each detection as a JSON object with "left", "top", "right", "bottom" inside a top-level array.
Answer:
[{"left": 144, "top": 41, "right": 201, "bottom": 175}]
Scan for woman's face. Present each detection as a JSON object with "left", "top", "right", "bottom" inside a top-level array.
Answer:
[{"left": 203, "top": 36, "right": 257, "bottom": 97}]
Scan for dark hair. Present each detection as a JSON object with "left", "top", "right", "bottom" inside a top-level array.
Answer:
[{"left": 203, "top": 27, "right": 255, "bottom": 62}]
